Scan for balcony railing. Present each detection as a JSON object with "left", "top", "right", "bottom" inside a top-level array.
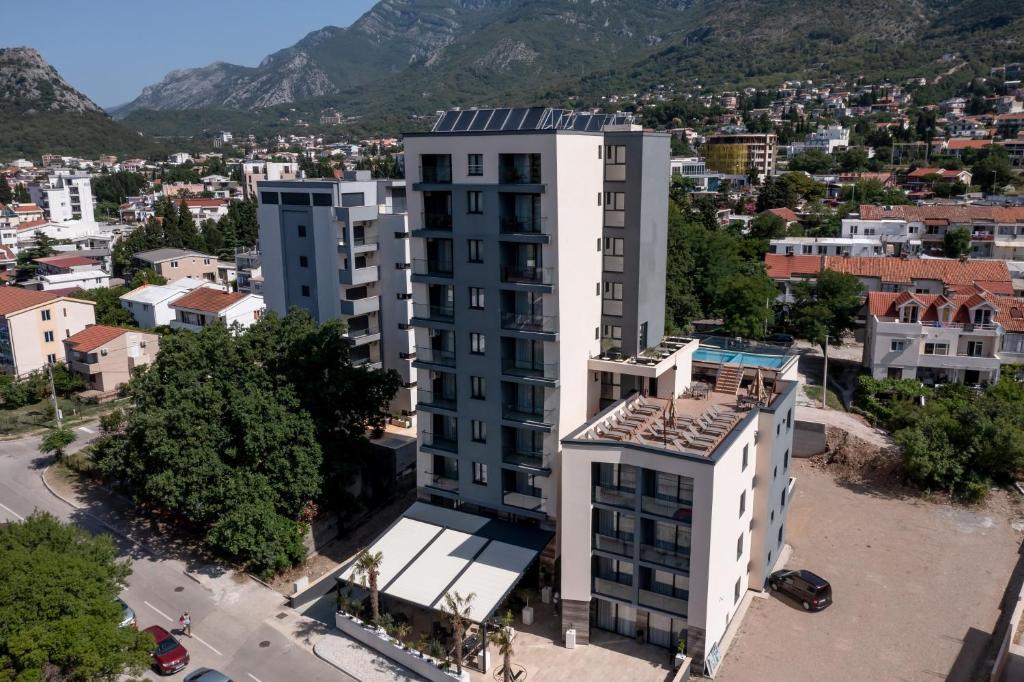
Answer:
[
  {"left": 412, "top": 303, "right": 455, "bottom": 322},
  {"left": 592, "top": 577, "right": 633, "bottom": 601},
  {"left": 414, "top": 345, "right": 455, "bottom": 366},
  {"left": 502, "top": 446, "right": 547, "bottom": 469},
  {"left": 502, "top": 490, "right": 547, "bottom": 513},
  {"left": 593, "top": 485, "right": 636, "bottom": 509},
  {"left": 421, "top": 431, "right": 458, "bottom": 453},
  {"left": 422, "top": 212, "right": 453, "bottom": 231},
  {"left": 639, "top": 544, "right": 690, "bottom": 572},
  {"left": 499, "top": 215, "right": 544, "bottom": 234},
  {"left": 420, "top": 165, "right": 452, "bottom": 184},
  {"left": 500, "top": 265, "right": 553, "bottom": 286},
  {"left": 641, "top": 496, "right": 693, "bottom": 523},
  {"left": 424, "top": 470, "right": 459, "bottom": 492},
  {"left": 502, "top": 403, "right": 555, "bottom": 426},
  {"left": 593, "top": 533, "right": 634, "bottom": 557},
  {"left": 412, "top": 259, "right": 454, "bottom": 278},
  {"left": 418, "top": 389, "right": 457, "bottom": 411},
  {"left": 638, "top": 589, "right": 688, "bottom": 617},
  {"left": 500, "top": 312, "right": 557, "bottom": 334},
  {"left": 501, "top": 360, "right": 559, "bottom": 381}
]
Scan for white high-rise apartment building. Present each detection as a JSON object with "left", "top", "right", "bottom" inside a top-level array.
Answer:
[{"left": 29, "top": 171, "right": 95, "bottom": 223}]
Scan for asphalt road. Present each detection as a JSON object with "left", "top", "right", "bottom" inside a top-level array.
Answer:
[{"left": 0, "top": 425, "right": 356, "bottom": 682}]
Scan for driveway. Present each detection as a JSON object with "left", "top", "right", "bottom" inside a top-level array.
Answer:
[{"left": 717, "top": 459, "right": 1024, "bottom": 682}]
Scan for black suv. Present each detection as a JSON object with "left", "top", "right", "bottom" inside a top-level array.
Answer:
[{"left": 769, "top": 569, "right": 832, "bottom": 611}]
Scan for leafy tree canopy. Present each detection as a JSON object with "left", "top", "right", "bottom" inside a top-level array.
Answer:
[{"left": 788, "top": 269, "right": 863, "bottom": 346}]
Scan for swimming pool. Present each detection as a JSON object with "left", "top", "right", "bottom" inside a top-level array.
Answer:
[{"left": 692, "top": 347, "right": 789, "bottom": 369}]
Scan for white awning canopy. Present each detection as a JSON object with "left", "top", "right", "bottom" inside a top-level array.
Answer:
[{"left": 339, "top": 502, "right": 551, "bottom": 623}]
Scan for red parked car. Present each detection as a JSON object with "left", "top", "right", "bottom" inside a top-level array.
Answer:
[{"left": 143, "top": 625, "right": 189, "bottom": 675}]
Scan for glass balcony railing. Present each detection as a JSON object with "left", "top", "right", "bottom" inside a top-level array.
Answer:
[
  {"left": 592, "top": 577, "right": 632, "bottom": 601},
  {"left": 422, "top": 212, "right": 453, "bottom": 230},
  {"left": 500, "top": 215, "right": 543, "bottom": 234},
  {"left": 424, "top": 470, "right": 459, "bottom": 492},
  {"left": 421, "top": 431, "right": 458, "bottom": 453},
  {"left": 412, "top": 259, "right": 454, "bottom": 278},
  {"left": 638, "top": 589, "right": 688, "bottom": 617},
  {"left": 502, "top": 446, "right": 547, "bottom": 469},
  {"left": 502, "top": 490, "right": 547, "bottom": 513},
  {"left": 593, "top": 486, "right": 636, "bottom": 509},
  {"left": 414, "top": 346, "right": 455, "bottom": 366},
  {"left": 501, "top": 403, "right": 555, "bottom": 426},
  {"left": 501, "top": 360, "right": 558, "bottom": 381},
  {"left": 418, "top": 389, "right": 457, "bottom": 411},
  {"left": 641, "top": 496, "right": 694, "bottom": 522},
  {"left": 639, "top": 544, "right": 690, "bottom": 573},
  {"left": 412, "top": 303, "right": 455, "bottom": 322},
  {"left": 593, "top": 533, "right": 633, "bottom": 558},
  {"left": 500, "top": 312, "right": 557, "bottom": 334},
  {"left": 500, "top": 265, "right": 553, "bottom": 286}
]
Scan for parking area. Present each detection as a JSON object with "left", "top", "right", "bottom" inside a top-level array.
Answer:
[{"left": 717, "top": 459, "right": 1024, "bottom": 682}]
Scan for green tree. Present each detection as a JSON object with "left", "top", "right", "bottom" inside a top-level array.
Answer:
[
  {"left": 0, "top": 176, "right": 12, "bottom": 204},
  {"left": 489, "top": 611, "right": 517, "bottom": 682},
  {"left": 788, "top": 269, "right": 863, "bottom": 346},
  {"left": 971, "top": 148, "right": 1015, "bottom": 193},
  {"left": 756, "top": 176, "right": 799, "bottom": 212},
  {"left": 787, "top": 149, "right": 834, "bottom": 174},
  {"left": 127, "top": 268, "right": 167, "bottom": 289},
  {"left": 943, "top": 226, "right": 971, "bottom": 258},
  {"left": 14, "top": 183, "right": 30, "bottom": 203},
  {"left": 39, "top": 426, "right": 76, "bottom": 459},
  {"left": 352, "top": 550, "right": 384, "bottom": 624},
  {"left": 748, "top": 213, "right": 787, "bottom": 240},
  {"left": 0, "top": 513, "right": 153, "bottom": 680},
  {"left": 69, "top": 287, "right": 137, "bottom": 326},
  {"left": 837, "top": 147, "right": 870, "bottom": 172},
  {"left": 718, "top": 273, "right": 777, "bottom": 340},
  {"left": 441, "top": 590, "right": 475, "bottom": 674}
]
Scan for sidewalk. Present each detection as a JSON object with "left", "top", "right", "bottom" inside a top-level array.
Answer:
[{"left": 313, "top": 628, "right": 427, "bottom": 682}]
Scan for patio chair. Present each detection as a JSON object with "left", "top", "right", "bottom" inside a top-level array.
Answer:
[{"left": 682, "top": 424, "right": 717, "bottom": 444}]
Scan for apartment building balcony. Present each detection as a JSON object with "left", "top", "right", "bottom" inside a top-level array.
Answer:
[
  {"left": 593, "top": 485, "right": 636, "bottom": 509},
  {"left": 420, "top": 430, "right": 458, "bottom": 454},
  {"left": 602, "top": 299, "right": 624, "bottom": 316},
  {"left": 424, "top": 469, "right": 459, "bottom": 493},
  {"left": 592, "top": 577, "right": 633, "bottom": 602},
  {"left": 603, "top": 255, "right": 625, "bottom": 273},
  {"left": 344, "top": 324, "right": 381, "bottom": 347},
  {"left": 412, "top": 345, "right": 456, "bottom": 368},
  {"left": 639, "top": 544, "right": 690, "bottom": 573},
  {"left": 499, "top": 265, "right": 553, "bottom": 289},
  {"left": 418, "top": 388, "right": 458, "bottom": 414},
  {"left": 604, "top": 209, "right": 625, "bottom": 228},
  {"left": 501, "top": 403, "right": 555, "bottom": 430},
  {"left": 411, "top": 303, "right": 455, "bottom": 327},
  {"left": 499, "top": 215, "right": 549, "bottom": 243},
  {"left": 352, "top": 225, "right": 379, "bottom": 253},
  {"left": 417, "top": 155, "right": 452, "bottom": 186},
  {"left": 339, "top": 265, "right": 378, "bottom": 286},
  {"left": 413, "top": 211, "right": 453, "bottom": 233},
  {"left": 501, "top": 359, "right": 559, "bottom": 386},
  {"left": 339, "top": 295, "right": 380, "bottom": 316},
  {"left": 641, "top": 496, "right": 693, "bottom": 523},
  {"left": 498, "top": 154, "right": 542, "bottom": 186},
  {"left": 916, "top": 352, "right": 1002, "bottom": 371},
  {"left": 500, "top": 312, "right": 558, "bottom": 337},
  {"left": 638, "top": 590, "right": 688, "bottom": 617},
  {"left": 501, "top": 444, "right": 549, "bottom": 472},
  {"left": 593, "top": 532, "right": 633, "bottom": 558},
  {"left": 411, "top": 258, "right": 454, "bottom": 282},
  {"left": 502, "top": 489, "right": 547, "bottom": 514},
  {"left": 970, "top": 231, "right": 995, "bottom": 241}
]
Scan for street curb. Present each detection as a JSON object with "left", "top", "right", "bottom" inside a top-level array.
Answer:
[
  {"left": 182, "top": 570, "right": 204, "bottom": 585},
  {"left": 312, "top": 639, "right": 366, "bottom": 680},
  {"left": 40, "top": 465, "right": 86, "bottom": 510}
]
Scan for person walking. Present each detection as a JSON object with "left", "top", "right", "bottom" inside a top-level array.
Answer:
[{"left": 179, "top": 611, "right": 191, "bottom": 637}]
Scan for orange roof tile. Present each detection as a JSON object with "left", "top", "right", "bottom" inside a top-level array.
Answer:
[
  {"left": 34, "top": 255, "right": 98, "bottom": 268},
  {"left": 765, "top": 207, "right": 799, "bottom": 223},
  {"left": 170, "top": 288, "right": 247, "bottom": 313},
  {"left": 12, "top": 203, "right": 41, "bottom": 213},
  {"left": 858, "top": 204, "right": 1024, "bottom": 223},
  {"left": 867, "top": 291, "right": 1024, "bottom": 331},
  {"left": 763, "top": 254, "right": 823, "bottom": 280},
  {"left": 17, "top": 219, "right": 48, "bottom": 232},
  {"left": 823, "top": 256, "right": 1013, "bottom": 294},
  {"left": 0, "top": 288, "right": 61, "bottom": 316},
  {"left": 63, "top": 325, "right": 132, "bottom": 352}
]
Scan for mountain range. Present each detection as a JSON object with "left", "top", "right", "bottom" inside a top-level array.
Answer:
[
  {"left": 113, "top": 0, "right": 1024, "bottom": 134},
  {"left": 0, "top": 47, "right": 163, "bottom": 159}
]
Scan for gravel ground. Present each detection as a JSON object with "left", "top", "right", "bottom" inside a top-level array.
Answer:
[{"left": 717, "top": 459, "right": 1024, "bottom": 682}]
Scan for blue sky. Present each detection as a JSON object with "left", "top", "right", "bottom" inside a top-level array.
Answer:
[{"left": 5, "top": 1, "right": 378, "bottom": 107}]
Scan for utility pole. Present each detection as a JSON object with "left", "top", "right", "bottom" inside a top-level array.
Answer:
[
  {"left": 47, "top": 363, "right": 62, "bottom": 427},
  {"left": 821, "top": 335, "right": 829, "bottom": 409}
]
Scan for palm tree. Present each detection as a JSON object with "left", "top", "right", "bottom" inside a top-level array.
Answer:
[
  {"left": 352, "top": 549, "right": 383, "bottom": 625},
  {"left": 441, "top": 590, "right": 475, "bottom": 673},
  {"left": 488, "top": 611, "right": 516, "bottom": 682}
]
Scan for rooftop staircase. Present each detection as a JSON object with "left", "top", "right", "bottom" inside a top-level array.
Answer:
[{"left": 714, "top": 364, "right": 742, "bottom": 395}]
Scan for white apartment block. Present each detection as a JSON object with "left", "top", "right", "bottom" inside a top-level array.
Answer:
[
  {"left": 842, "top": 204, "right": 1024, "bottom": 260},
  {"left": 29, "top": 172, "right": 95, "bottom": 223},
  {"left": 256, "top": 171, "right": 416, "bottom": 417},
  {"left": 768, "top": 236, "right": 882, "bottom": 257},
  {"left": 168, "top": 288, "right": 265, "bottom": 332},
  {"left": 243, "top": 160, "right": 298, "bottom": 199},
  {"left": 863, "top": 291, "right": 1024, "bottom": 385},
  {"left": 790, "top": 125, "right": 850, "bottom": 155}
]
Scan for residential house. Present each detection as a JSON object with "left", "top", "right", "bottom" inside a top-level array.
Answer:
[
  {"left": 131, "top": 248, "right": 221, "bottom": 283},
  {"left": 904, "top": 167, "right": 973, "bottom": 193},
  {"left": 11, "top": 203, "right": 44, "bottom": 224},
  {"left": 242, "top": 160, "right": 297, "bottom": 199},
  {"left": 119, "top": 278, "right": 210, "bottom": 328},
  {"left": 62, "top": 324, "right": 160, "bottom": 393},
  {"left": 24, "top": 254, "right": 109, "bottom": 291},
  {"left": 0, "top": 288, "right": 96, "bottom": 376},
  {"left": 169, "top": 288, "right": 264, "bottom": 332},
  {"left": 863, "top": 290, "right": 1024, "bottom": 385}
]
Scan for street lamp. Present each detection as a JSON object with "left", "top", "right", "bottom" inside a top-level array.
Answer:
[{"left": 821, "top": 335, "right": 829, "bottom": 409}]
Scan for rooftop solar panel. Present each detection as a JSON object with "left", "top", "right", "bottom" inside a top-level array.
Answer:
[
  {"left": 468, "top": 110, "right": 490, "bottom": 131},
  {"left": 486, "top": 108, "right": 512, "bottom": 131},
  {"left": 433, "top": 110, "right": 459, "bottom": 132},
  {"left": 452, "top": 110, "right": 473, "bottom": 132},
  {"left": 429, "top": 107, "right": 634, "bottom": 133},
  {"left": 506, "top": 107, "right": 529, "bottom": 130},
  {"left": 520, "top": 107, "right": 544, "bottom": 129}
]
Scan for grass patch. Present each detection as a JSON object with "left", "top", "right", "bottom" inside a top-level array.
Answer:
[
  {"left": 0, "top": 398, "right": 121, "bottom": 437},
  {"left": 804, "top": 384, "right": 846, "bottom": 411}
]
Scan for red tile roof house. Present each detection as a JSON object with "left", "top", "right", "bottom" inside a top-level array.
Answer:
[
  {"left": 862, "top": 290, "right": 1024, "bottom": 385},
  {"left": 760, "top": 207, "right": 800, "bottom": 227},
  {"left": 763, "top": 253, "right": 1014, "bottom": 304},
  {"left": 63, "top": 325, "right": 160, "bottom": 395},
  {"left": 903, "top": 167, "right": 973, "bottom": 191},
  {"left": 169, "top": 288, "right": 265, "bottom": 333}
]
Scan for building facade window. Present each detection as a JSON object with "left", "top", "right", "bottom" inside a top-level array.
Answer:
[
  {"left": 470, "top": 332, "right": 485, "bottom": 355},
  {"left": 469, "top": 287, "right": 485, "bottom": 309},
  {"left": 742, "top": 444, "right": 749, "bottom": 470},
  {"left": 739, "top": 490, "right": 746, "bottom": 517},
  {"left": 43, "top": 331, "right": 54, "bottom": 342},
  {"left": 470, "top": 376, "right": 486, "bottom": 400},
  {"left": 467, "top": 239, "right": 483, "bottom": 263},
  {"left": 299, "top": 255, "right": 308, "bottom": 267},
  {"left": 467, "top": 191, "right": 483, "bottom": 214},
  {"left": 41, "top": 310, "right": 50, "bottom": 321},
  {"left": 46, "top": 353, "right": 56, "bottom": 364},
  {"left": 467, "top": 154, "right": 483, "bottom": 176},
  {"left": 472, "top": 462, "right": 488, "bottom": 485},
  {"left": 471, "top": 419, "right": 487, "bottom": 443},
  {"left": 301, "top": 285, "right": 310, "bottom": 297}
]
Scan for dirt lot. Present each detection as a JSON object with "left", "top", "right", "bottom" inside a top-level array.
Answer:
[{"left": 717, "top": 458, "right": 1024, "bottom": 682}]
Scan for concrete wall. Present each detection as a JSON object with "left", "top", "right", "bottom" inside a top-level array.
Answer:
[
  {"left": 792, "top": 420, "right": 827, "bottom": 457},
  {"left": 4, "top": 298, "right": 95, "bottom": 376},
  {"left": 333, "top": 611, "right": 469, "bottom": 682},
  {"left": 150, "top": 256, "right": 219, "bottom": 282}
]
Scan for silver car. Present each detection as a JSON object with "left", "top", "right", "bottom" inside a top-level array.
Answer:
[
  {"left": 184, "top": 670, "right": 233, "bottom": 682},
  {"left": 115, "top": 597, "right": 136, "bottom": 628}
]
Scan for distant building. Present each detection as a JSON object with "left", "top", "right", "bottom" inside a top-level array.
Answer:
[
  {"left": 702, "top": 133, "right": 777, "bottom": 180},
  {"left": 242, "top": 161, "right": 297, "bottom": 199},
  {"left": 167, "top": 152, "right": 193, "bottom": 165},
  {"left": 0, "top": 288, "right": 96, "bottom": 376},
  {"left": 768, "top": 237, "right": 883, "bottom": 257},
  {"left": 119, "top": 278, "right": 211, "bottom": 328},
  {"left": 169, "top": 288, "right": 265, "bottom": 332},
  {"left": 131, "top": 248, "right": 221, "bottom": 283},
  {"left": 63, "top": 325, "right": 160, "bottom": 394},
  {"left": 28, "top": 173, "right": 94, "bottom": 223},
  {"left": 233, "top": 247, "right": 262, "bottom": 295},
  {"left": 24, "top": 254, "right": 109, "bottom": 291},
  {"left": 790, "top": 125, "right": 849, "bottom": 155}
]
